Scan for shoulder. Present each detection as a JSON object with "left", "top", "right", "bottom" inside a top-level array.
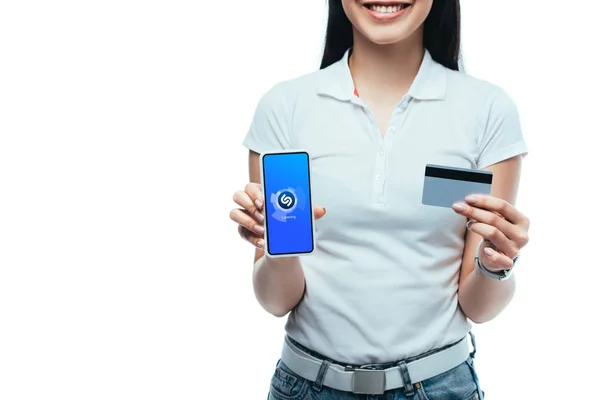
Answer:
[
  {"left": 253, "top": 67, "right": 332, "bottom": 112},
  {"left": 444, "top": 68, "right": 519, "bottom": 116}
]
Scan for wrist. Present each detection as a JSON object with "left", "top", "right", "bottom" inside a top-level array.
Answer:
[{"left": 261, "top": 254, "right": 300, "bottom": 269}]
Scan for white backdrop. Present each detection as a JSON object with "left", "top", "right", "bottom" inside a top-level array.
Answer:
[{"left": 1, "top": 1, "right": 599, "bottom": 399}]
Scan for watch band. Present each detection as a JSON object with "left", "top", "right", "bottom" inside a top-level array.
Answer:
[{"left": 474, "top": 240, "right": 518, "bottom": 281}]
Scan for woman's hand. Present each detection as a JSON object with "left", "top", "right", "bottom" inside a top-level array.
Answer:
[
  {"left": 452, "top": 194, "right": 530, "bottom": 271},
  {"left": 230, "top": 183, "right": 327, "bottom": 249}
]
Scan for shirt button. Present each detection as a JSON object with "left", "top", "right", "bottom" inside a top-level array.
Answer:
[
  {"left": 379, "top": 150, "right": 385, "bottom": 156},
  {"left": 375, "top": 174, "right": 381, "bottom": 181},
  {"left": 388, "top": 127, "right": 395, "bottom": 133}
]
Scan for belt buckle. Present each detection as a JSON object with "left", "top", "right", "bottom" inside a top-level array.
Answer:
[{"left": 351, "top": 368, "right": 386, "bottom": 395}]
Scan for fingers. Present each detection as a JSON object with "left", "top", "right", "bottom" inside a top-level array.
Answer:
[
  {"left": 238, "top": 225, "right": 264, "bottom": 249},
  {"left": 467, "top": 221, "right": 519, "bottom": 259},
  {"left": 313, "top": 205, "right": 327, "bottom": 220},
  {"left": 244, "top": 182, "right": 264, "bottom": 209},
  {"left": 231, "top": 183, "right": 265, "bottom": 249},
  {"left": 453, "top": 201, "right": 523, "bottom": 243},
  {"left": 480, "top": 243, "right": 514, "bottom": 270},
  {"left": 464, "top": 194, "right": 527, "bottom": 227},
  {"left": 232, "top": 185, "right": 264, "bottom": 223},
  {"left": 229, "top": 208, "right": 264, "bottom": 236}
]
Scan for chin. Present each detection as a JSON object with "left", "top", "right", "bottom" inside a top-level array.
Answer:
[{"left": 362, "top": 28, "right": 415, "bottom": 45}]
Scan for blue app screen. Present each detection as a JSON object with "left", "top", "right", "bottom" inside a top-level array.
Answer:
[{"left": 262, "top": 152, "right": 314, "bottom": 255}]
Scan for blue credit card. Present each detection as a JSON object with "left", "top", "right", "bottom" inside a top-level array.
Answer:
[{"left": 422, "top": 164, "right": 493, "bottom": 208}]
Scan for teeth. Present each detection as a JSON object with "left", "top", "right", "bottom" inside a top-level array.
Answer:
[{"left": 368, "top": 4, "right": 408, "bottom": 13}]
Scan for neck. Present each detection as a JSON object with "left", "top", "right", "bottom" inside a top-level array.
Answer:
[{"left": 348, "top": 30, "right": 425, "bottom": 100}]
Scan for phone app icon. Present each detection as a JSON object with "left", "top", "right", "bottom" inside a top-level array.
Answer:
[
  {"left": 276, "top": 189, "right": 297, "bottom": 212},
  {"left": 270, "top": 187, "right": 305, "bottom": 223}
]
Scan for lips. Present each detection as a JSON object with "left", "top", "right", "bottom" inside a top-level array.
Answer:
[
  {"left": 361, "top": 1, "right": 413, "bottom": 21},
  {"left": 362, "top": 1, "right": 412, "bottom": 13}
]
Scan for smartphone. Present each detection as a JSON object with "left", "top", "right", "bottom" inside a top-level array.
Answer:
[{"left": 259, "top": 149, "right": 315, "bottom": 258}]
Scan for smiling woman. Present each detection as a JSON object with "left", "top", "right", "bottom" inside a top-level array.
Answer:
[{"left": 230, "top": 0, "right": 529, "bottom": 399}]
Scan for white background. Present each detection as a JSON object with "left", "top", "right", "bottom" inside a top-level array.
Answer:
[{"left": 1, "top": 1, "right": 599, "bottom": 399}]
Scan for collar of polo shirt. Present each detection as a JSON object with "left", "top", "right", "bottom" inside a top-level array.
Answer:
[{"left": 315, "top": 48, "right": 448, "bottom": 102}]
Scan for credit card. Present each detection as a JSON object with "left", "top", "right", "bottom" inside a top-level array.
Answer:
[{"left": 422, "top": 164, "right": 493, "bottom": 208}]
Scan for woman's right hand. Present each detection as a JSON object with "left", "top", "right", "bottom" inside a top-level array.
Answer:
[
  {"left": 230, "top": 183, "right": 266, "bottom": 249},
  {"left": 230, "top": 182, "right": 326, "bottom": 249}
]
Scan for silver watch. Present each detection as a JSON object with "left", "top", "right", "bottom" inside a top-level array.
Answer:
[{"left": 474, "top": 240, "right": 518, "bottom": 281}]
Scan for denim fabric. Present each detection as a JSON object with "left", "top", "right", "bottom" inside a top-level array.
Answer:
[{"left": 267, "top": 357, "right": 484, "bottom": 400}]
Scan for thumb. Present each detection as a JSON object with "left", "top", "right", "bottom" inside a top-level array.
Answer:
[{"left": 313, "top": 205, "right": 326, "bottom": 220}]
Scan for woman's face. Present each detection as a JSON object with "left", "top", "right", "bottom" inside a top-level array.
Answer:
[{"left": 342, "top": 0, "right": 433, "bottom": 45}]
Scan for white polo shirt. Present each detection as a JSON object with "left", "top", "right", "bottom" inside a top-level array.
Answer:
[{"left": 243, "top": 49, "right": 528, "bottom": 364}]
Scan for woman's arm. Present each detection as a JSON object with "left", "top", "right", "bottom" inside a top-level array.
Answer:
[
  {"left": 457, "top": 155, "right": 529, "bottom": 323},
  {"left": 253, "top": 254, "right": 305, "bottom": 318}
]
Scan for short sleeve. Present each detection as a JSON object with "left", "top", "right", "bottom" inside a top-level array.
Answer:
[
  {"left": 242, "top": 82, "right": 291, "bottom": 154},
  {"left": 476, "top": 88, "right": 529, "bottom": 169}
]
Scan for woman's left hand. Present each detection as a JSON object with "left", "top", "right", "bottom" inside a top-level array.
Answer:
[{"left": 452, "top": 194, "right": 530, "bottom": 271}]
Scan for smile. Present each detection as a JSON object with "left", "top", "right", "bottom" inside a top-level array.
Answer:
[{"left": 362, "top": 1, "right": 412, "bottom": 21}]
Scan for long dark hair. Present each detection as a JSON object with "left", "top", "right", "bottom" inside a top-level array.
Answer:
[{"left": 320, "top": 0, "right": 461, "bottom": 71}]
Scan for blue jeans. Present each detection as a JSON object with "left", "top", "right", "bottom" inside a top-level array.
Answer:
[{"left": 268, "top": 351, "right": 484, "bottom": 400}]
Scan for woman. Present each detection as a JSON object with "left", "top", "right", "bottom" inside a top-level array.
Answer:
[{"left": 230, "top": 0, "right": 530, "bottom": 399}]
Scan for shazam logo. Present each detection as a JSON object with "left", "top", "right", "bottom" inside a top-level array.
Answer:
[
  {"left": 270, "top": 187, "right": 305, "bottom": 222},
  {"left": 277, "top": 190, "right": 296, "bottom": 211}
]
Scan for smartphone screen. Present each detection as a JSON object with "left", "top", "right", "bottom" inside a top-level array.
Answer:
[{"left": 261, "top": 151, "right": 314, "bottom": 257}]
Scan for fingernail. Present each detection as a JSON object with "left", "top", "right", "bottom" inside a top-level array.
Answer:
[
  {"left": 254, "top": 211, "right": 264, "bottom": 222},
  {"left": 253, "top": 225, "right": 264, "bottom": 235},
  {"left": 256, "top": 239, "right": 264, "bottom": 248},
  {"left": 465, "top": 196, "right": 477, "bottom": 204},
  {"left": 484, "top": 247, "right": 494, "bottom": 256},
  {"left": 255, "top": 199, "right": 263, "bottom": 209},
  {"left": 452, "top": 203, "right": 466, "bottom": 212}
]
